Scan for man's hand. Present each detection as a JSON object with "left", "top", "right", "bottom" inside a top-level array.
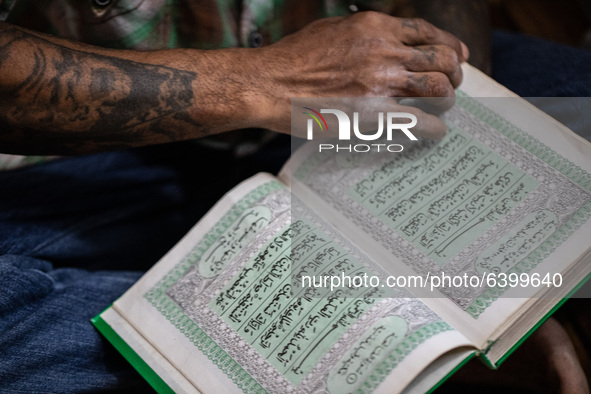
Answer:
[
  {"left": 0, "top": 13, "right": 467, "bottom": 155},
  {"left": 250, "top": 12, "right": 469, "bottom": 137}
]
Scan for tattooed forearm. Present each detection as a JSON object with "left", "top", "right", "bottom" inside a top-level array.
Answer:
[
  {"left": 0, "top": 23, "right": 205, "bottom": 154},
  {"left": 0, "top": 11, "right": 469, "bottom": 152}
]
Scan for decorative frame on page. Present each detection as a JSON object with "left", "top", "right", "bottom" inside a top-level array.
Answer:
[{"left": 293, "top": 95, "right": 591, "bottom": 318}]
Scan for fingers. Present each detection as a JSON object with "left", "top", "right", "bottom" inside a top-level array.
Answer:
[
  {"left": 405, "top": 45, "right": 463, "bottom": 88},
  {"left": 395, "top": 17, "right": 468, "bottom": 94},
  {"left": 397, "top": 18, "right": 469, "bottom": 63},
  {"left": 394, "top": 104, "right": 448, "bottom": 139},
  {"left": 398, "top": 71, "right": 455, "bottom": 98},
  {"left": 398, "top": 96, "right": 456, "bottom": 116}
]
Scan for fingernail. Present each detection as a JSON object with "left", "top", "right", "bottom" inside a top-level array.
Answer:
[{"left": 460, "top": 41, "right": 470, "bottom": 61}]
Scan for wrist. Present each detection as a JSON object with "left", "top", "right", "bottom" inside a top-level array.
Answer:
[{"left": 182, "top": 47, "right": 285, "bottom": 136}]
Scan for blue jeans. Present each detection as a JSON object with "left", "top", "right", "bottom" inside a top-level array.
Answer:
[
  {"left": 0, "top": 140, "right": 291, "bottom": 392},
  {"left": 1, "top": 31, "right": 590, "bottom": 392},
  {"left": 492, "top": 31, "right": 591, "bottom": 141}
]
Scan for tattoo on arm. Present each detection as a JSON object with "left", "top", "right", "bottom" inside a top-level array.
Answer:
[{"left": 0, "top": 24, "right": 204, "bottom": 154}]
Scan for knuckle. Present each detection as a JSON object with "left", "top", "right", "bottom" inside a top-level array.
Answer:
[
  {"left": 440, "top": 47, "right": 459, "bottom": 71},
  {"left": 403, "top": 47, "right": 419, "bottom": 66},
  {"left": 401, "top": 71, "right": 422, "bottom": 96},
  {"left": 351, "top": 10, "right": 382, "bottom": 24},
  {"left": 430, "top": 74, "right": 454, "bottom": 97},
  {"left": 346, "top": 12, "right": 383, "bottom": 37},
  {"left": 414, "top": 17, "right": 428, "bottom": 26},
  {"left": 413, "top": 18, "right": 434, "bottom": 37}
]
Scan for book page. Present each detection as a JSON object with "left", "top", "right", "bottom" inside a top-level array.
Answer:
[
  {"left": 111, "top": 173, "right": 472, "bottom": 393},
  {"left": 282, "top": 68, "right": 591, "bottom": 345}
]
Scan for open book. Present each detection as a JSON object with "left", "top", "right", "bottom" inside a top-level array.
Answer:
[{"left": 92, "top": 65, "right": 591, "bottom": 393}]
